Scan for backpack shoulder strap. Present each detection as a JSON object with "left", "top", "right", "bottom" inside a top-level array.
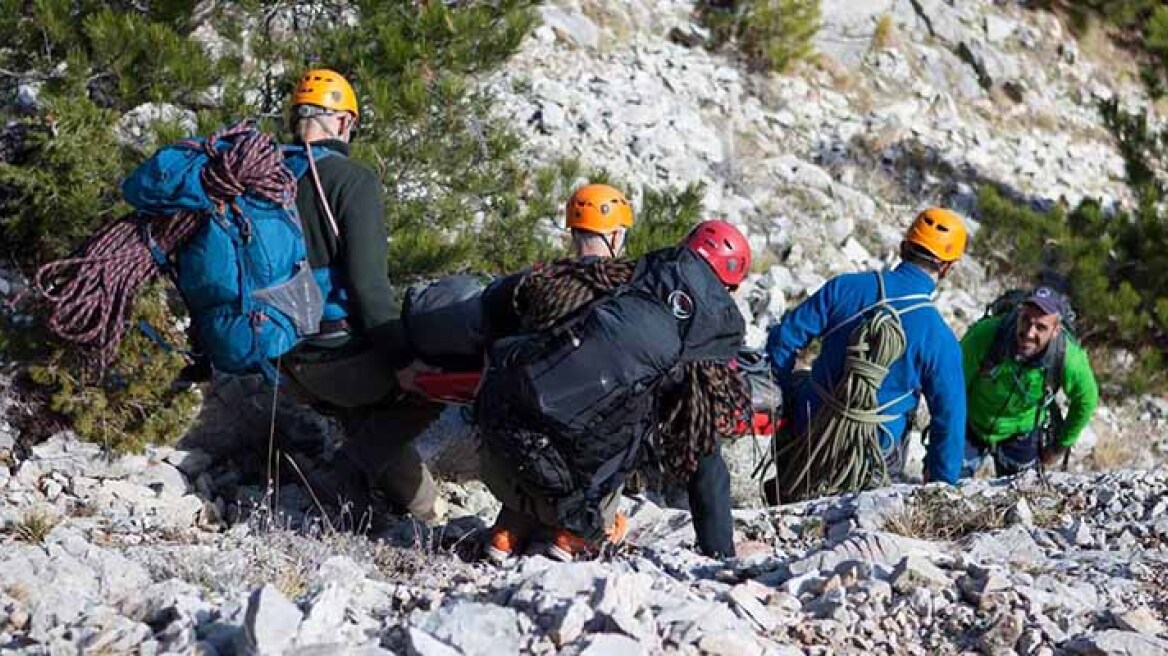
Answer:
[
  {"left": 979, "top": 312, "right": 1016, "bottom": 376},
  {"left": 1045, "top": 331, "right": 1067, "bottom": 399},
  {"left": 282, "top": 143, "right": 343, "bottom": 237},
  {"left": 822, "top": 270, "right": 934, "bottom": 340},
  {"left": 282, "top": 144, "right": 338, "bottom": 180}
]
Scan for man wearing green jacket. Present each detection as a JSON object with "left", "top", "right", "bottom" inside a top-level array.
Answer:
[{"left": 960, "top": 287, "right": 1099, "bottom": 477}]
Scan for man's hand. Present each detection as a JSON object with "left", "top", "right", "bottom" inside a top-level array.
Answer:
[
  {"left": 395, "top": 359, "right": 439, "bottom": 395},
  {"left": 1041, "top": 442, "right": 1070, "bottom": 467}
]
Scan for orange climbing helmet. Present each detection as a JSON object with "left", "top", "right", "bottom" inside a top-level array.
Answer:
[
  {"left": 905, "top": 207, "right": 967, "bottom": 263},
  {"left": 292, "top": 68, "right": 359, "bottom": 117},
  {"left": 565, "top": 184, "right": 634, "bottom": 233}
]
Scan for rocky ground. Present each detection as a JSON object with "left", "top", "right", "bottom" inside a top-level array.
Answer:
[
  {"left": 4, "top": 1, "right": 1168, "bottom": 654},
  {"left": 2, "top": 373, "right": 1168, "bottom": 655}
]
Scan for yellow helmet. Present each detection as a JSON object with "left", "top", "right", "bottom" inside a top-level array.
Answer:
[
  {"left": 565, "top": 184, "right": 634, "bottom": 233},
  {"left": 905, "top": 207, "right": 968, "bottom": 263},
  {"left": 292, "top": 68, "right": 359, "bottom": 117}
]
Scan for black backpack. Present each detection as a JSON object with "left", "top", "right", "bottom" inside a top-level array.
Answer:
[
  {"left": 475, "top": 247, "right": 744, "bottom": 540},
  {"left": 401, "top": 273, "right": 492, "bottom": 371}
]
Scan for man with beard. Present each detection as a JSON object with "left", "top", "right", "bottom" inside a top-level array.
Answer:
[{"left": 961, "top": 286, "right": 1099, "bottom": 477}]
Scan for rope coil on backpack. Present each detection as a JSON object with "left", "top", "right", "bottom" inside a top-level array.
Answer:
[
  {"left": 512, "top": 258, "right": 751, "bottom": 476},
  {"left": 771, "top": 273, "right": 923, "bottom": 503},
  {"left": 34, "top": 121, "right": 297, "bottom": 369}
]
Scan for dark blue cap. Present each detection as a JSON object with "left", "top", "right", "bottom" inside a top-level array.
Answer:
[{"left": 1025, "top": 286, "right": 1068, "bottom": 317}]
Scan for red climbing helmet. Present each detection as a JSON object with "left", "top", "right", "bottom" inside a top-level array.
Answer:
[{"left": 683, "top": 219, "right": 752, "bottom": 288}]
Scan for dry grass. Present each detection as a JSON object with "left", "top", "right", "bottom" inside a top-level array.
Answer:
[
  {"left": 851, "top": 86, "right": 876, "bottom": 115},
  {"left": 1075, "top": 15, "right": 1140, "bottom": 82},
  {"left": 580, "top": 0, "right": 632, "bottom": 43},
  {"left": 9, "top": 508, "right": 59, "bottom": 544},
  {"left": 750, "top": 247, "right": 781, "bottom": 274},
  {"left": 870, "top": 14, "right": 896, "bottom": 51},
  {"left": 272, "top": 563, "right": 308, "bottom": 600},
  {"left": 814, "top": 53, "right": 855, "bottom": 93},
  {"left": 4, "top": 582, "right": 31, "bottom": 603},
  {"left": 1033, "top": 109, "right": 1060, "bottom": 132},
  {"left": 1088, "top": 428, "right": 1146, "bottom": 471},
  {"left": 882, "top": 485, "right": 1073, "bottom": 541},
  {"left": 882, "top": 488, "right": 1008, "bottom": 541},
  {"left": 800, "top": 516, "right": 826, "bottom": 543}
]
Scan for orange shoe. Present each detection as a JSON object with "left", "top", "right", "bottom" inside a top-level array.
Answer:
[
  {"left": 606, "top": 512, "right": 629, "bottom": 544},
  {"left": 486, "top": 526, "right": 519, "bottom": 564},
  {"left": 546, "top": 513, "right": 629, "bottom": 562},
  {"left": 547, "top": 529, "right": 589, "bottom": 562},
  {"left": 485, "top": 508, "right": 534, "bottom": 565}
]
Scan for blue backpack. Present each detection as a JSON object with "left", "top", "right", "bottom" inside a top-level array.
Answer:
[{"left": 122, "top": 131, "right": 338, "bottom": 381}]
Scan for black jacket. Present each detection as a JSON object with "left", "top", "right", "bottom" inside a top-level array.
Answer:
[{"left": 295, "top": 139, "right": 411, "bottom": 368}]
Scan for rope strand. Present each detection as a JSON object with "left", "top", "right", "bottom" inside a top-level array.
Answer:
[
  {"left": 34, "top": 121, "right": 297, "bottom": 369},
  {"left": 513, "top": 258, "right": 750, "bottom": 476}
]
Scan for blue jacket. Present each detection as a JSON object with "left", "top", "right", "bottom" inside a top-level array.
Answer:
[{"left": 765, "top": 263, "right": 966, "bottom": 484}]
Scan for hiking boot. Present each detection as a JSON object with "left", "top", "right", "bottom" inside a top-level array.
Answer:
[
  {"left": 546, "top": 512, "right": 628, "bottom": 562},
  {"left": 762, "top": 477, "right": 780, "bottom": 506},
  {"left": 606, "top": 512, "right": 629, "bottom": 544},
  {"left": 546, "top": 529, "right": 589, "bottom": 562},
  {"left": 486, "top": 526, "right": 521, "bottom": 565},
  {"left": 485, "top": 508, "right": 536, "bottom": 565}
]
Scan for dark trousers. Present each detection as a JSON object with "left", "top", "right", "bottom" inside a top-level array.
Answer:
[
  {"left": 961, "top": 428, "right": 1040, "bottom": 478},
  {"left": 688, "top": 443, "right": 735, "bottom": 558},
  {"left": 281, "top": 346, "right": 442, "bottom": 519}
]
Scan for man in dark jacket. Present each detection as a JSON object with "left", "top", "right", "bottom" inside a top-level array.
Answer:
[
  {"left": 479, "top": 220, "right": 752, "bottom": 563},
  {"left": 277, "top": 69, "right": 444, "bottom": 525},
  {"left": 565, "top": 184, "right": 737, "bottom": 558},
  {"left": 477, "top": 190, "right": 738, "bottom": 559}
]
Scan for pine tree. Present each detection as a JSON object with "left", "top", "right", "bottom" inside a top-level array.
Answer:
[
  {"left": 0, "top": 0, "right": 723, "bottom": 449},
  {"left": 698, "top": 0, "right": 822, "bottom": 73}
]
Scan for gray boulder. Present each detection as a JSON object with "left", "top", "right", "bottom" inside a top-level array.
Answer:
[
  {"left": 413, "top": 601, "right": 522, "bottom": 656},
  {"left": 1066, "top": 630, "right": 1168, "bottom": 656},
  {"left": 239, "top": 585, "right": 303, "bottom": 656}
]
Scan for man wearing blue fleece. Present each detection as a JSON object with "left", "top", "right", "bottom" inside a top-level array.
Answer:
[{"left": 765, "top": 208, "right": 969, "bottom": 492}]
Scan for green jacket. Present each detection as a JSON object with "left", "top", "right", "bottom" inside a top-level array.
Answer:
[{"left": 961, "top": 316, "right": 1099, "bottom": 447}]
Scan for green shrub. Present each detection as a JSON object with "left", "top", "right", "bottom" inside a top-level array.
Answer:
[
  {"left": 25, "top": 288, "right": 199, "bottom": 453},
  {"left": 624, "top": 182, "right": 706, "bottom": 257},
  {"left": 698, "top": 0, "right": 821, "bottom": 73},
  {"left": 975, "top": 89, "right": 1168, "bottom": 394},
  {"left": 0, "top": 98, "right": 129, "bottom": 262}
]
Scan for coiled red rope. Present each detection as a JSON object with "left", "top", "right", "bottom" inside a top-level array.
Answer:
[{"left": 34, "top": 121, "right": 298, "bottom": 368}]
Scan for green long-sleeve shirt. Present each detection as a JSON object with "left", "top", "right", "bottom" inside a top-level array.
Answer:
[{"left": 961, "top": 316, "right": 1099, "bottom": 447}]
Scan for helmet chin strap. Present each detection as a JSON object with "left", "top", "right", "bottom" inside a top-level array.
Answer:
[
  {"left": 605, "top": 230, "right": 625, "bottom": 259},
  {"left": 311, "top": 114, "right": 341, "bottom": 140},
  {"left": 302, "top": 110, "right": 348, "bottom": 141}
]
